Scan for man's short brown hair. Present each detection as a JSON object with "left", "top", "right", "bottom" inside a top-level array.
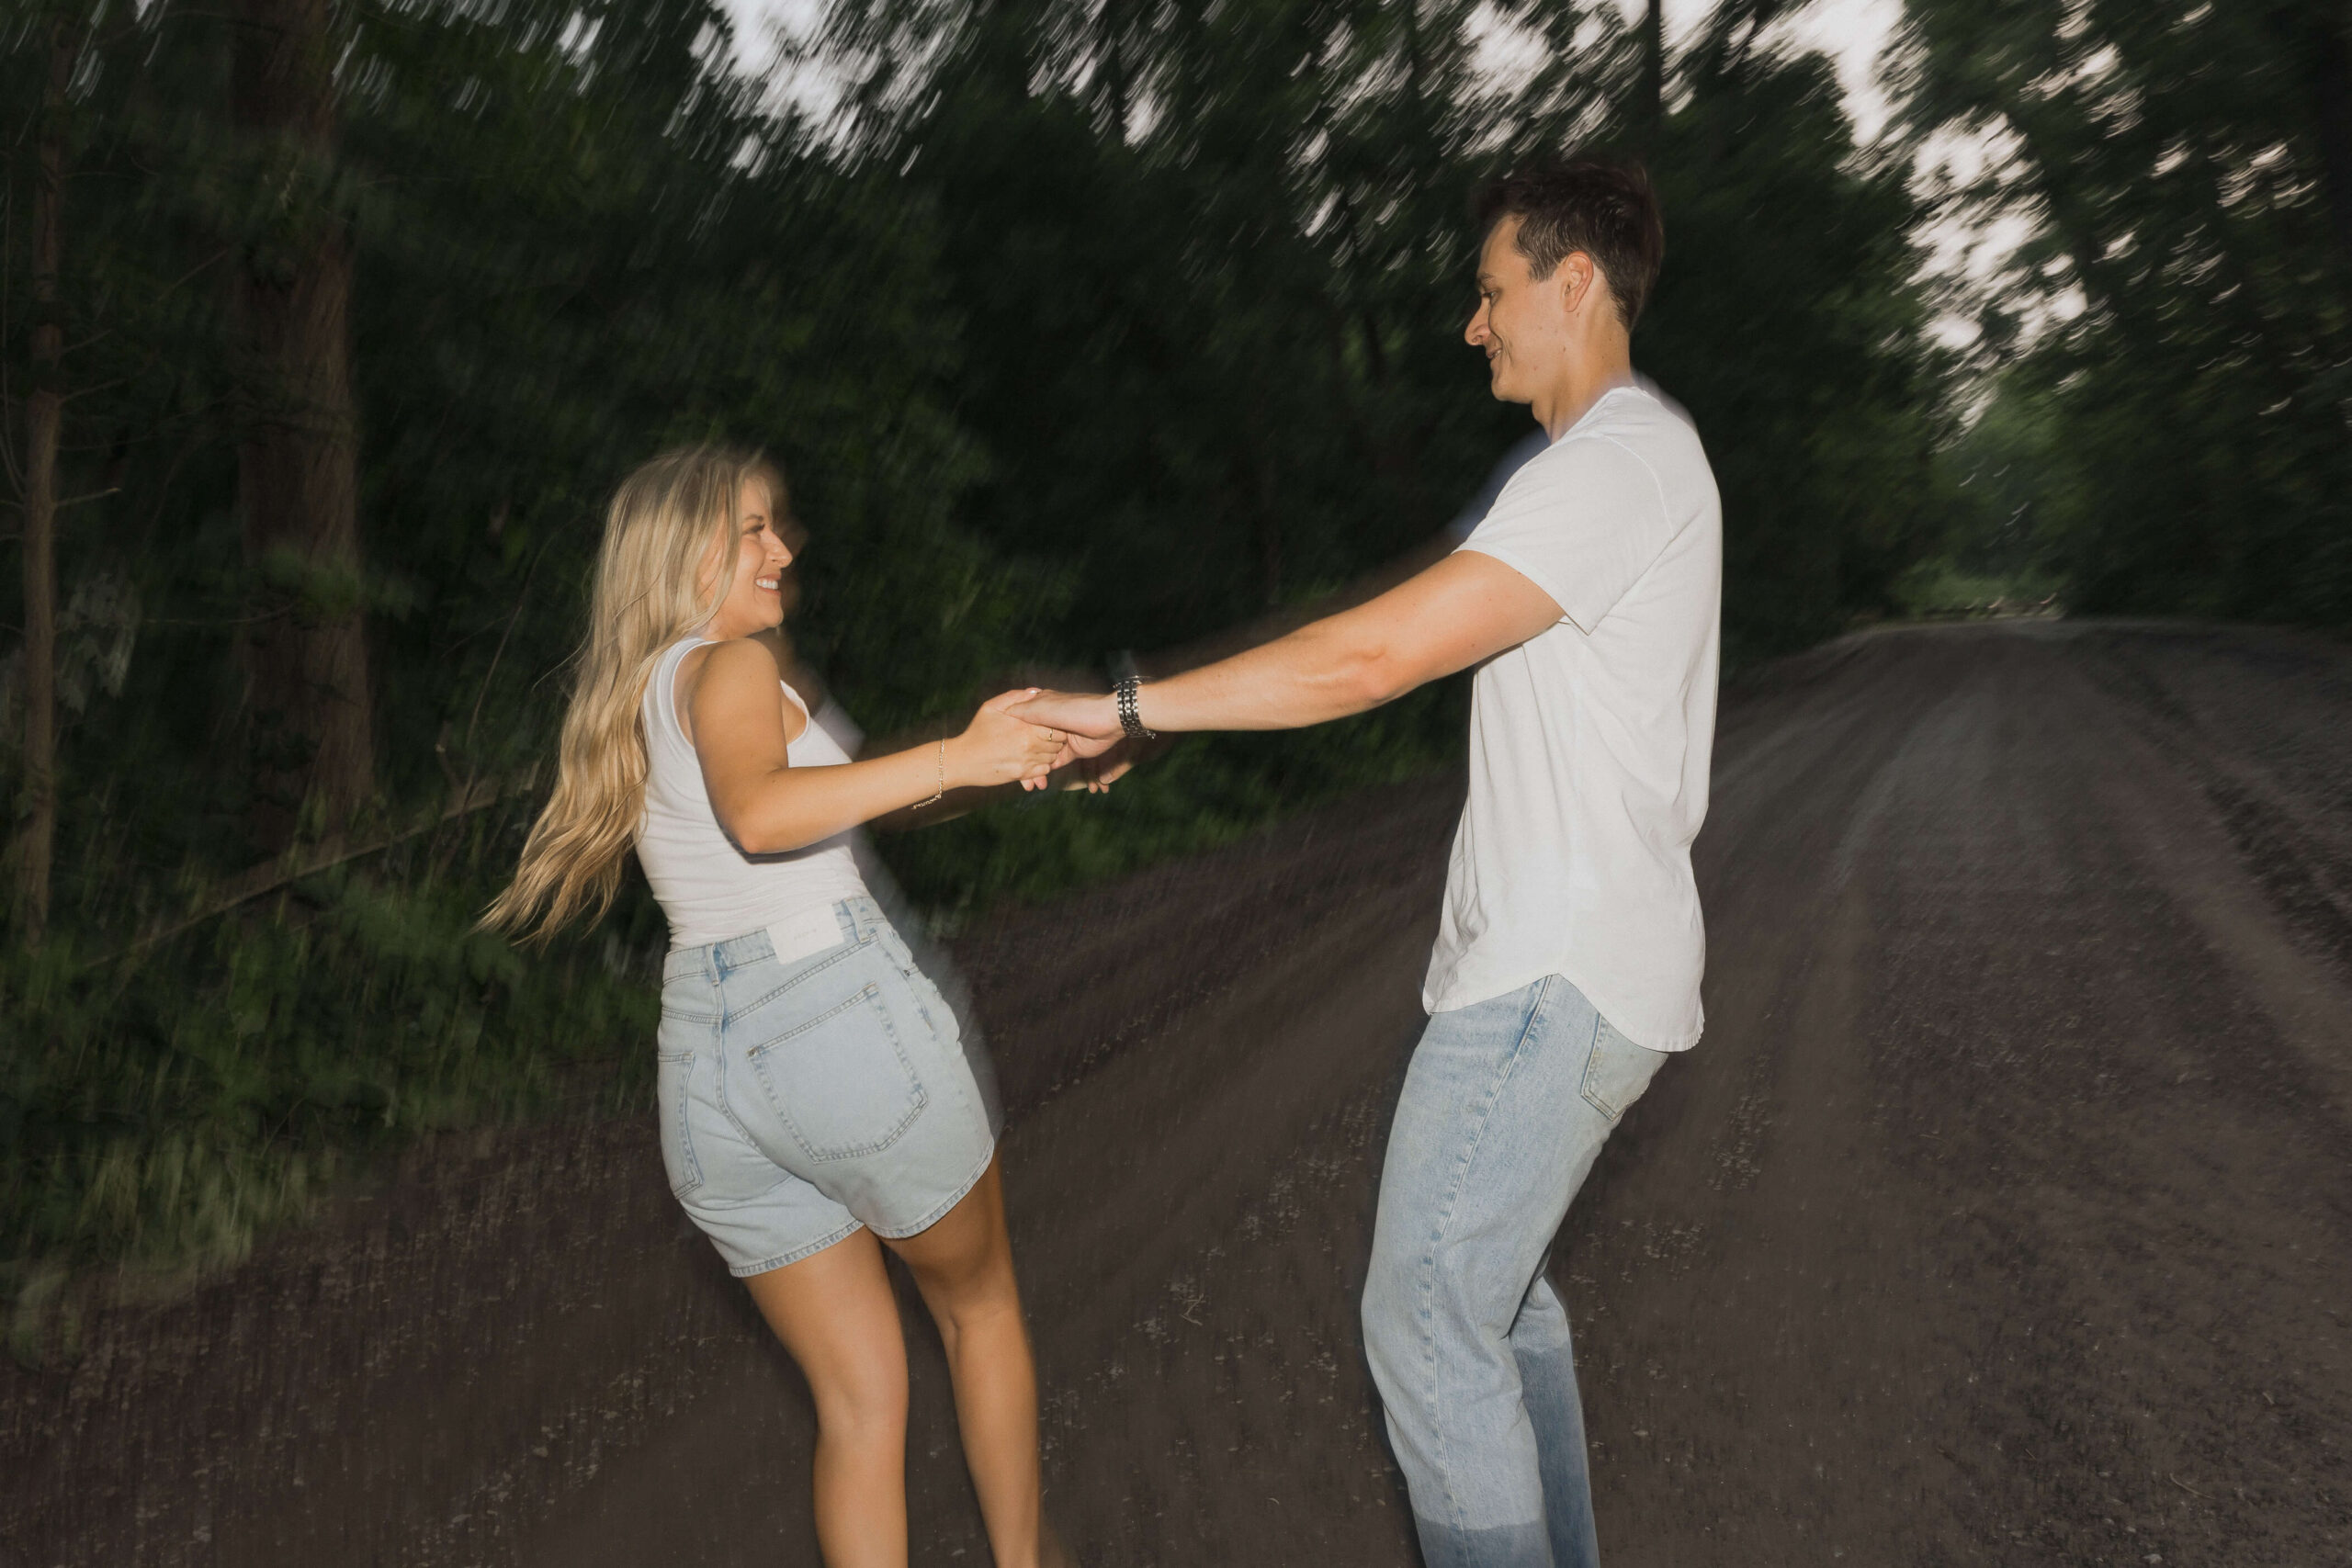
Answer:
[{"left": 1472, "top": 158, "right": 1666, "bottom": 330}]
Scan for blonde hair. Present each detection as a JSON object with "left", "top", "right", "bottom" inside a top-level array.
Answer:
[{"left": 484, "top": 444, "right": 783, "bottom": 944}]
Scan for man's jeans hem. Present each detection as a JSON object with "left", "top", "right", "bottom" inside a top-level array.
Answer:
[{"left": 1413, "top": 1516, "right": 1555, "bottom": 1568}]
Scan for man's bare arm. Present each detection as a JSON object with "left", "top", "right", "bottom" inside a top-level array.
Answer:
[
  {"left": 1132, "top": 531, "right": 1461, "bottom": 681},
  {"left": 1012, "top": 551, "right": 1563, "bottom": 743}
]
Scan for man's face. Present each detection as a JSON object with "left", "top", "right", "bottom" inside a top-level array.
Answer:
[{"left": 1464, "top": 216, "right": 1571, "bottom": 404}]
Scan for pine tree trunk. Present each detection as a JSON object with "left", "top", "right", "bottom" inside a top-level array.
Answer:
[
  {"left": 232, "top": 0, "right": 374, "bottom": 850},
  {"left": 10, "top": 18, "right": 73, "bottom": 941},
  {"left": 2311, "top": 16, "right": 2352, "bottom": 257}
]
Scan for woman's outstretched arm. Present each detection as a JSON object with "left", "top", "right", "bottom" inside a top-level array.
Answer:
[{"left": 687, "top": 637, "right": 1061, "bottom": 854}]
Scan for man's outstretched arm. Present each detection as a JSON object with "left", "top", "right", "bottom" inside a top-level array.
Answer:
[
  {"left": 1128, "top": 530, "right": 1461, "bottom": 683},
  {"left": 1015, "top": 551, "right": 1563, "bottom": 744}
]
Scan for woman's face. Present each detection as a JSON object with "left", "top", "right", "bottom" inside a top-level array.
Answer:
[{"left": 701, "top": 475, "right": 797, "bottom": 641}]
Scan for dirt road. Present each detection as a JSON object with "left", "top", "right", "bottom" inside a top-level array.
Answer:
[{"left": 6, "top": 620, "right": 2349, "bottom": 1566}]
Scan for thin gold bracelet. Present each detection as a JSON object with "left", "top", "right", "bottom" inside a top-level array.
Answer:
[{"left": 911, "top": 736, "right": 944, "bottom": 809}]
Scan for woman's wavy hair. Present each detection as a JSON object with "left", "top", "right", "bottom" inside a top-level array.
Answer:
[{"left": 483, "top": 444, "right": 782, "bottom": 944}]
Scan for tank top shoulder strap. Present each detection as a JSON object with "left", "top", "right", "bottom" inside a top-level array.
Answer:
[{"left": 647, "top": 636, "right": 708, "bottom": 757}]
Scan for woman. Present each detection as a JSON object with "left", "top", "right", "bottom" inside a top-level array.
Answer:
[{"left": 487, "top": 445, "right": 1070, "bottom": 1567}]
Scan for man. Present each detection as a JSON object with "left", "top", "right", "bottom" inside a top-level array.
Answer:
[
  {"left": 1018, "top": 158, "right": 1721, "bottom": 1568},
  {"left": 1447, "top": 424, "right": 1555, "bottom": 545}
]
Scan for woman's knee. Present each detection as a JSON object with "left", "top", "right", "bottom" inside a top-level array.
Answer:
[
  {"left": 941, "top": 1277, "right": 1028, "bottom": 1337},
  {"left": 908, "top": 1251, "right": 1023, "bottom": 1343},
  {"left": 808, "top": 1355, "right": 910, "bottom": 1443}
]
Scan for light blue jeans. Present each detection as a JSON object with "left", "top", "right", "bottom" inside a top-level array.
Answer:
[{"left": 1363, "top": 976, "right": 1670, "bottom": 1568}]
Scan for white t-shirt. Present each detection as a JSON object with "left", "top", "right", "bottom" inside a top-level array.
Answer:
[{"left": 1423, "top": 382, "right": 1722, "bottom": 1051}]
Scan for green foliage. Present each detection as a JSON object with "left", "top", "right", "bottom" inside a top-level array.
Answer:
[
  {"left": 821, "top": 0, "right": 1954, "bottom": 676},
  {"left": 1634, "top": 27, "right": 1954, "bottom": 662},
  {"left": 1, "top": 847, "right": 662, "bottom": 1274},
  {"left": 2, "top": 0, "right": 1949, "bottom": 1283},
  {"left": 2, "top": 0, "right": 1019, "bottom": 1283},
  {"left": 824, "top": 0, "right": 1518, "bottom": 657},
  {"left": 1903, "top": 0, "right": 2352, "bottom": 627}
]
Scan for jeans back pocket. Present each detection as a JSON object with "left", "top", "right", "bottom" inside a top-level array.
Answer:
[
  {"left": 744, "top": 980, "right": 928, "bottom": 1163},
  {"left": 1577, "top": 1017, "right": 1667, "bottom": 1125}
]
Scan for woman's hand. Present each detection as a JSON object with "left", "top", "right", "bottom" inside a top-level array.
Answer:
[
  {"left": 1007, "top": 690, "right": 1125, "bottom": 773},
  {"left": 949, "top": 689, "right": 1069, "bottom": 791}
]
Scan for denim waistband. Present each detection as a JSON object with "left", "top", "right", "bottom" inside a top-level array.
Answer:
[{"left": 662, "top": 896, "right": 883, "bottom": 987}]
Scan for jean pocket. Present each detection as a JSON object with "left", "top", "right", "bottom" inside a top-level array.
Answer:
[
  {"left": 745, "top": 982, "right": 928, "bottom": 1163},
  {"left": 656, "top": 1048, "right": 706, "bottom": 1197},
  {"left": 1577, "top": 1017, "right": 1666, "bottom": 1125}
]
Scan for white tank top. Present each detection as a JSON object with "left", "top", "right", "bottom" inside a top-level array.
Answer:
[{"left": 637, "top": 637, "right": 870, "bottom": 950}]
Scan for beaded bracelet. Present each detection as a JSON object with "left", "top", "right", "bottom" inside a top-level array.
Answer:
[{"left": 1115, "top": 674, "right": 1156, "bottom": 739}]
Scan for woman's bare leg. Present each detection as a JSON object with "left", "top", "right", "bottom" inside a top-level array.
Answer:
[
  {"left": 741, "top": 1228, "right": 910, "bottom": 1568},
  {"left": 884, "top": 1157, "right": 1062, "bottom": 1567}
]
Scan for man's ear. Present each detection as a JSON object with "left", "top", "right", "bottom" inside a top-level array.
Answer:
[{"left": 1557, "top": 250, "right": 1600, "bottom": 317}]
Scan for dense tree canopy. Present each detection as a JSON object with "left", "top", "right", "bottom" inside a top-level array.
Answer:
[
  {"left": 816, "top": 0, "right": 1951, "bottom": 667},
  {"left": 3, "top": 0, "right": 1966, "bottom": 1279},
  {"left": 1903, "top": 0, "right": 2352, "bottom": 624}
]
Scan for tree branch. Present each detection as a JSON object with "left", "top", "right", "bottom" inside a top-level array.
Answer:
[{"left": 98, "top": 772, "right": 535, "bottom": 966}]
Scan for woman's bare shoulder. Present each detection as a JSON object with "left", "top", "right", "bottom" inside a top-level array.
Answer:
[
  {"left": 681, "top": 636, "right": 810, "bottom": 748},
  {"left": 684, "top": 636, "right": 779, "bottom": 688},
  {"left": 675, "top": 637, "right": 784, "bottom": 746}
]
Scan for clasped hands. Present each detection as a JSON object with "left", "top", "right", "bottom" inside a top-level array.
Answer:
[{"left": 959, "top": 687, "right": 1135, "bottom": 795}]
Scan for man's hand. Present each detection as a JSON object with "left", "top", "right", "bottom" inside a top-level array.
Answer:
[
  {"left": 1010, "top": 690, "right": 1123, "bottom": 773},
  {"left": 956, "top": 688, "right": 1069, "bottom": 793},
  {"left": 1049, "top": 735, "right": 1142, "bottom": 792}
]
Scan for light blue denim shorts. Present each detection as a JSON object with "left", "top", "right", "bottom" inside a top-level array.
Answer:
[{"left": 656, "top": 897, "right": 997, "bottom": 1276}]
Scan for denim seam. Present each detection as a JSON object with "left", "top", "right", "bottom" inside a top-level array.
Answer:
[
  {"left": 712, "top": 1041, "right": 760, "bottom": 1147},
  {"left": 875, "top": 929, "right": 945, "bottom": 1036},
  {"left": 1422, "top": 975, "right": 1555, "bottom": 1535},
  {"left": 867, "top": 1138, "right": 995, "bottom": 1240},
  {"left": 724, "top": 932, "right": 874, "bottom": 1019},
  {"left": 656, "top": 1047, "right": 705, "bottom": 1197},
  {"left": 727, "top": 1217, "right": 865, "bottom": 1278},
  {"left": 1576, "top": 1015, "right": 1619, "bottom": 1122},
  {"left": 680, "top": 1160, "right": 808, "bottom": 1211},
  {"left": 751, "top": 981, "right": 885, "bottom": 1049}
]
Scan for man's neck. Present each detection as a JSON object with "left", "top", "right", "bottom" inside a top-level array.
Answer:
[{"left": 1532, "top": 344, "right": 1636, "bottom": 439}]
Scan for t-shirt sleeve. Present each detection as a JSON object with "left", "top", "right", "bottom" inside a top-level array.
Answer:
[
  {"left": 1458, "top": 434, "right": 1674, "bottom": 634},
  {"left": 1445, "top": 428, "right": 1555, "bottom": 543}
]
